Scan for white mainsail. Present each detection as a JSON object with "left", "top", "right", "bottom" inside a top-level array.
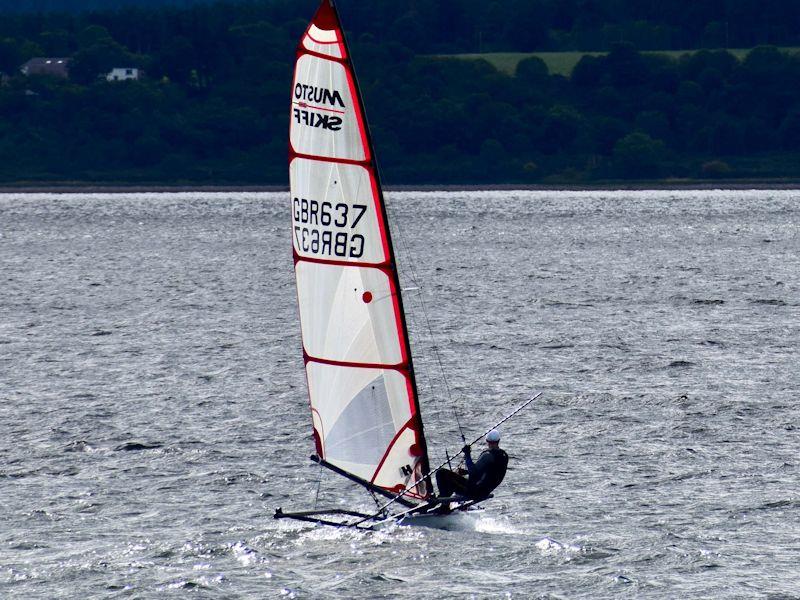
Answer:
[{"left": 289, "top": 0, "right": 430, "bottom": 500}]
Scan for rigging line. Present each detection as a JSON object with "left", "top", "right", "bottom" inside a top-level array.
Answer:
[
  {"left": 392, "top": 210, "right": 458, "bottom": 411},
  {"left": 397, "top": 285, "right": 439, "bottom": 404},
  {"left": 391, "top": 225, "right": 455, "bottom": 466},
  {"left": 386, "top": 203, "right": 442, "bottom": 410},
  {"left": 389, "top": 199, "right": 458, "bottom": 414},
  {"left": 389, "top": 202, "right": 468, "bottom": 466},
  {"left": 313, "top": 461, "right": 325, "bottom": 510},
  {"left": 453, "top": 405, "right": 467, "bottom": 444},
  {"left": 369, "top": 490, "right": 382, "bottom": 510}
]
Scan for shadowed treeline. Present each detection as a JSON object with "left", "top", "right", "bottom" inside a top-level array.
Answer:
[
  {"left": 1, "top": 1, "right": 800, "bottom": 184},
  {"left": 4, "top": 0, "right": 800, "bottom": 52}
]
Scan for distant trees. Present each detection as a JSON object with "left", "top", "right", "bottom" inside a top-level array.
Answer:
[
  {"left": 6, "top": 0, "right": 800, "bottom": 53},
  {"left": 613, "top": 132, "right": 668, "bottom": 177},
  {"left": 70, "top": 26, "right": 141, "bottom": 84},
  {"left": 1, "top": 1, "right": 800, "bottom": 183}
]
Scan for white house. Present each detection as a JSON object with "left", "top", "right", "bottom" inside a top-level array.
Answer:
[{"left": 106, "top": 67, "right": 142, "bottom": 82}]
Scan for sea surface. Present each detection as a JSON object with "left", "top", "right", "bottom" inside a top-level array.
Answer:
[{"left": 1, "top": 190, "right": 799, "bottom": 599}]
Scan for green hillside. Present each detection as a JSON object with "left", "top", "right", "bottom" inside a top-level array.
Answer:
[{"left": 3, "top": 2, "right": 800, "bottom": 184}]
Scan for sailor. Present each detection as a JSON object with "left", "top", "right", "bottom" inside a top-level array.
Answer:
[{"left": 435, "top": 429, "right": 509, "bottom": 501}]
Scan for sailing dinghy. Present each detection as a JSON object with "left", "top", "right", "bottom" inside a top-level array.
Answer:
[
  {"left": 276, "top": 0, "right": 546, "bottom": 529},
  {"left": 274, "top": 0, "right": 497, "bottom": 529}
]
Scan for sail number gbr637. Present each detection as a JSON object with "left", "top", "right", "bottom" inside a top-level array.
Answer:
[{"left": 293, "top": 197, "right": 368, "bottom": 259}]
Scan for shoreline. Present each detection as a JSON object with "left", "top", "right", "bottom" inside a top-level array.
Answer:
[{"left": 1, "top": 181, "right": 800, "bottom": 193}]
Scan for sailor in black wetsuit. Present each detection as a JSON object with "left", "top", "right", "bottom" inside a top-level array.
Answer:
[{"left": 435, "top": 429, "right": 509, "bottom": 501}]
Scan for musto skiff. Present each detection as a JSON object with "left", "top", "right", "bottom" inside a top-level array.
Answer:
[{"left": 277, "top": 0, "right": 540, "bottom": 530}]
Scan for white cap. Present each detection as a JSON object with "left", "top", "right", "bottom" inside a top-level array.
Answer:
[{"left": 486, "top": 429, "right": 501, "bottom": 443}]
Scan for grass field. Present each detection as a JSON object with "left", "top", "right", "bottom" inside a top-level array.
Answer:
[{"left": 440, "top": 48, "right": 800, "bottom": 77}]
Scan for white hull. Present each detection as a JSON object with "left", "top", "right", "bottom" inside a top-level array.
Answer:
[{"left": 372, "top": 508, "right": 483, "bottom": 531}]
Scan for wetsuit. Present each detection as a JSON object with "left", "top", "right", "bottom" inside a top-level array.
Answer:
[{"left": 436, "top": 445, "right": 508, "bottom": 500}]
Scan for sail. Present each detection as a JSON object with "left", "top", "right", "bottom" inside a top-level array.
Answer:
[{"left": 289, "top": 0, "right": 430, "bottom": 500}]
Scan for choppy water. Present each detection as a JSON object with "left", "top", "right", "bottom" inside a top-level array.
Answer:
[{"left": 1, "top": 190, "right": 799, "bottom": 599}]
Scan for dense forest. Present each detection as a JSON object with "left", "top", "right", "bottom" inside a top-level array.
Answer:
[
  {"left": 1, "top": 0, "right": 800, "bottom": 184},
  {"left": 6, "top": 0, "right": 800, "bottom": 52},
  {"left": 0, "top": 0, "right": 212, "bottom": 13}
]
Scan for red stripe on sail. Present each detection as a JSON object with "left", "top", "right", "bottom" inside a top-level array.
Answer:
[
  {"left": 297, "top": 47, "right": 347, "bottom": 64},
  {"left": 310, "top": 0, "right": 347, "bottom": 58},
  {"left": 302, "top": 0, "right": 347, "bottom": 59},
  {"left": 311, "top": 0, "right": 338, "bottom": 30},
  {"left": 386, "top": 273, "right": 409, "bottom": 365},
  {"left": 293, "top": 250, "right": 391, "bottom": 272},
  {"left": 304, "top": 352, "right": 409, "bottom": 373},
  {"left": 290, "top": 150, "right": 370, "bottom": 168},
  {"left": 404, "top": 378, "right": 427, "bottom": 494},
  {"left": 310, "top": 407, "right": 324, "bottom": 456},
  {"left": 368, "top": 171, "right": 393, "bottom": 290},
  {"left": 370, "top": 414, "right": 428, "bottom": 500},
  {"left": 305, "top": 31, "right": 340, "bottom": 45},
  {"left": 294, "top": 254, "right": 386, "bottom": 269},
  {"left": 405, "top": 375, "right": 418, "bottom": 423},
  {"left": 336, "top": 36, "right": 346, "bottom": 64},
  {"left": 370, "top": 416, "right": 413, "bottom": 484}
]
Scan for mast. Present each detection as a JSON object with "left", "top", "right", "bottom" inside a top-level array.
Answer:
[{"left": 289, "top": 0, "right": 431, "bottom": 500}]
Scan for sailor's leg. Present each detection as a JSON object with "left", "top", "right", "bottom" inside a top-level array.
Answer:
[
  {"left": 435, "top": 469, "right": 469, "bottom": 498},
  {"left": 435, "top": 469, "right": 453, "bottom": 497}
]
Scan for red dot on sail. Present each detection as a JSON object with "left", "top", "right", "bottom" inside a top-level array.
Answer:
[
  {"left": 362, "top": 291, "right": 373, "bottom": 303},
  {"left": 408, "top": 443, "right": 422, "bottom": 457}
]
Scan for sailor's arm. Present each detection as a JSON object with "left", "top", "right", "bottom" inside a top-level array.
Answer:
[{"left": 463, "top": 444, "right": 475, "bottom": 473}]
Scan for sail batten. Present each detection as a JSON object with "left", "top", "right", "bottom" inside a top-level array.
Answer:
[{"left": 290, "top": 0, "right": 430, "bottom": 501}]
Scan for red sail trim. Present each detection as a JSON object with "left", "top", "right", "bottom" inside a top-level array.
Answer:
[
  {"left": 370, "top": 416, "right": 415, "bottom": 484},
  {"left": 305, "top": 31, "right": 340, "bottom": 45},
  {"left": 404, "top": 375, "right": 418, "bottom": 423},
  {"left": 402, "top": 376, "right": 426, "bottom": 491},
  {"left": 367, "top": 172, "right": 393, "bottom": 294},
  {"left": 387, "top": 276, "right": 410, "bottom": 365},
  {"left": 310, "top": 0, "right": 339, "bottom": 30},
  {"left": 297, "top": 47, "right": 347, "bottom": 64},
  {"left": 293, "top": 252, "right": 390, "bottom": 271},
  {"left": 290, "top": 150, "right": 371, "bottom": 168},
  {"left": 312, "top": 427, "right": 323, "bottom": 457},
  {"left": 301, "top": 0, "right": 347, "bottom": 59},
  {"left": 303, "top": 343, "right": 323, "bottom": 455},
  {"left": 370, "top": 415, "right": 427, "bottom": 499},
  {"left": 403, "top": 387, "right": 427, "bottom": 500},
  {"left": 309, "top": 0, "right": 347, "bottom": 59},
  {"left": 304, "top": 353, "right": 409, "bottom": 373},
  {"left": 310, "top": 407, "right": 324, "bottom": 455}
]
